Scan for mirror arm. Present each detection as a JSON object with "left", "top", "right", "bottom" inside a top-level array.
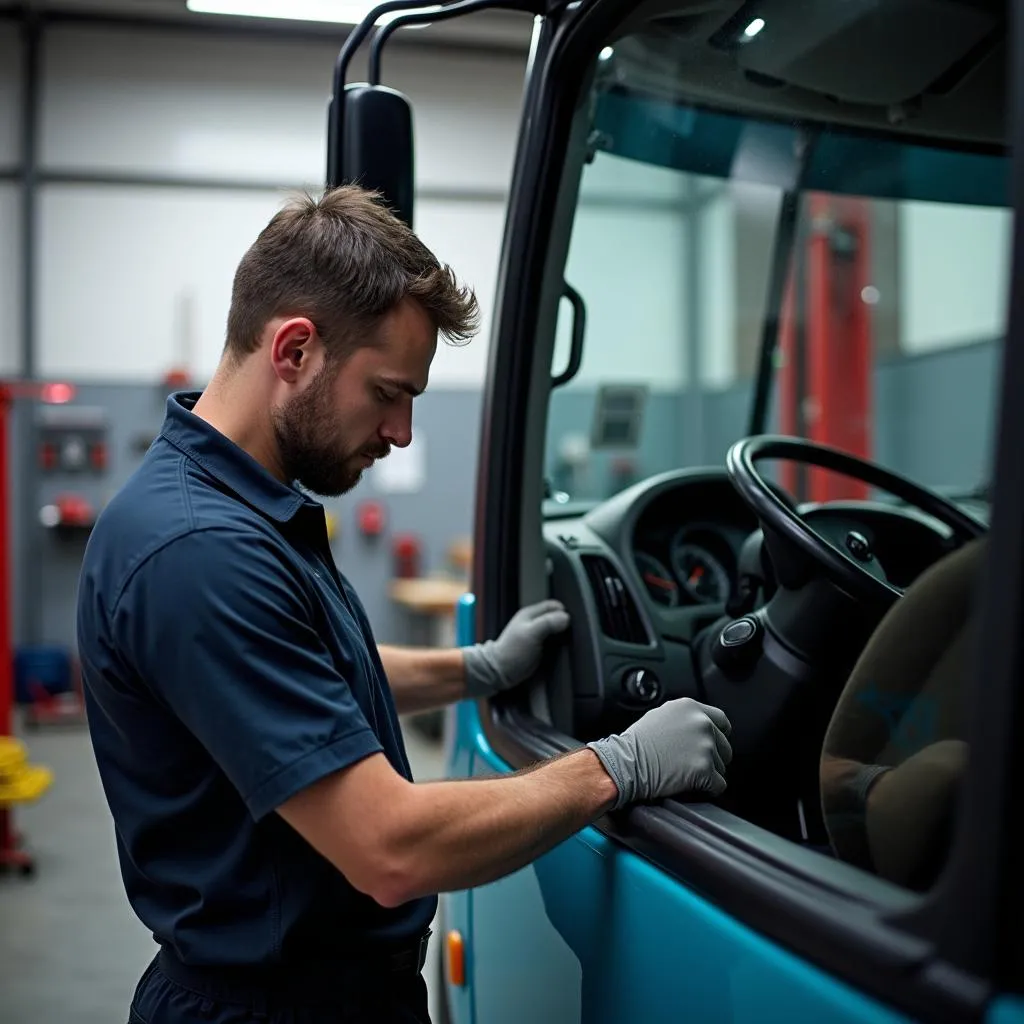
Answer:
[
  {"left": 328, "top": 0, "right": 543, "bottom": 187},
  {"left": 368, "top": 0, "right": 544, "bottom": 85},
  {"left": 327, "top": 0, "right": 436, "bottom": 187},
  {"left": 332, "top": 0, "right": 427, "bottom": 99}
]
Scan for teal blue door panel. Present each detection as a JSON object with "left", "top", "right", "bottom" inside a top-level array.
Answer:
[
  {"left": 439, "top": 703, "right": 475, "bottom": 1024},
  {"left": 593, "top": 847, "right": 905, "bottom": 1024},
  {"left": 989, "top": 999, "right": 1024, "bottom": 1024},
  {"left": 462, "top": 701, "right": 914, "bottom": 1024},
  {"left": 469, "top": 852, "right": 587, "bottom": 1022},
  {"left": 438, "top": 598, "right": 480, "bottom": 1024},
  {"left": 467, "top": 769, "right": 619, "bottom": 1023}
]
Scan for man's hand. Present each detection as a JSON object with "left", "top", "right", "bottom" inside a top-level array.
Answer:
[
  {"left": 462, "top": 599, "right": 570, "bottom": 699},
  {"left": 587, "top": 697, "right": 733, "bottom": 808}
]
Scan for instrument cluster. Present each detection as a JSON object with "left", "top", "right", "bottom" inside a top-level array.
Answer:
[{"left": 634, "top": 523, "right": 739, "bottom": 609}]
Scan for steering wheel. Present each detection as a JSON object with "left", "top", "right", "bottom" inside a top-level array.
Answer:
[
  {"left": 695, "top": 436, "right": 986, "bottom": 845},
  {"left": 726, "top": 436, "right": 987, "bottom": 607}
]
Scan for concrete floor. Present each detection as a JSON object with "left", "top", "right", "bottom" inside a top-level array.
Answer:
[{"left": 0, "top": 714, "right": 447, "bottom": 1024}]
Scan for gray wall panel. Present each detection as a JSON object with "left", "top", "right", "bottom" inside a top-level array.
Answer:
[
  {"left": 873, "top": 342, "right": 999, "bottom": 490},
  {"left": 32, "top": 385, "right": 484, "bottom": 651},
  {"left": 23, "top": 338, "right": 1002, "bottom": 655}
]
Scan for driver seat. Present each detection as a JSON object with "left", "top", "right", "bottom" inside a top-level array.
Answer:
[{"left": 819, "top": 537, "right": 986, "bottom": 891}]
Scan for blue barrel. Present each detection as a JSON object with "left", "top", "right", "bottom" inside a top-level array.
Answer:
[{"left": 14, "top": 645, "right": 72, "bottom": 704}]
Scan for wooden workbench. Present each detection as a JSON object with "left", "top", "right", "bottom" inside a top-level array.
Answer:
[
  {"left": 389, "top": 576, "right": 468, "bottom": 650},
  {"left": 389, "top": 577, "right": 467, "bottom": 617}
]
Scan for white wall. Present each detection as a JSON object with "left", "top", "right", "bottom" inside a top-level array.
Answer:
[
  {"left": 554, "top": 152, "right": 689, "bottom": 392},
  {"left": 415, "top": 200, "right": 507, "bottom": 386},
  {"left": 38, "top": 185, "right": 285, "bottom": 379},
  {"left": 0, "top": 22, "right": 22, "bottom": 377},
  {"left": 40, "top": 25, "right": 525, "bottom": 193},
  {"left": 0, "top": 186, "right": 21, "bottom": 376},
  {"left": 30, "top": 23, "right": 528, "bottom": 384},
  {"left": 899, "top": 201, "right": 1012, "bottom": 354},
  {"left": 552, "top": 157, "right": 787, "bottom": 396},
  {"left": 696, "top": 186, "right": 737, "bottom": 389},
  {"left": 37, "top": 183, "right": 508, "bottom": 384}
]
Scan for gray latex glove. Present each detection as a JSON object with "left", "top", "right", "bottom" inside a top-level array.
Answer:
[
  {"left": 587, "top": 697, "right": 733, "bottom": 809},
  {"left": 462, "top": 600, "right": 570, "bottom": 698}
]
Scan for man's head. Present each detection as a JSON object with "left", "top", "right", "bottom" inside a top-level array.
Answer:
[{"left": 223, "top": 186, "right": 479, "bottom": 496}]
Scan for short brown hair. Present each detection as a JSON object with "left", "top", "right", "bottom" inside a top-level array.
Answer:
[{"left": 225, "top": 186, "right": 480, "bottom": 359}]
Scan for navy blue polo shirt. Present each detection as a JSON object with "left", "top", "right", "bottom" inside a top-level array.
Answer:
[{"left": 77, "top": 391, "right": 436, "bottom": 967}]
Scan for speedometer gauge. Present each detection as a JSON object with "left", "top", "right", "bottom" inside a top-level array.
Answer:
[
  {"left": 634, "top": 553, "right": 680, "bottom": 608},
  {"left": 671, "top": 543, "right": 731, "bottom": 605}
]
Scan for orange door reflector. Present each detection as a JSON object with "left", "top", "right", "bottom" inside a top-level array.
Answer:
[{"left": 446, "top": 930, "right": 465, "bottom": 987}]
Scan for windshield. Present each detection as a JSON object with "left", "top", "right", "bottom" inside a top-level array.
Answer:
[{"left": 545, "top": 25, "right": 1010, "bottom": 508}]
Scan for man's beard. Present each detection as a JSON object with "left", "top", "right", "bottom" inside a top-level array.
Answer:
[{"left": 272, "top": 364, "right": 388, "bottom": 497}]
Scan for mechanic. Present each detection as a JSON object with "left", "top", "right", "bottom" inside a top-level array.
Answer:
[{"left": 77, "top": 185, "right": 733, "bottom": 1024}]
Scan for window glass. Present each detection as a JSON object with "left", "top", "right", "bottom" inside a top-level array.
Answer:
[
  {"left": 548, "top": 141, "right": 1007, "bottom": 506},
  {"left": 544, "top": 26, "right": 1008, "bottom": 894}
]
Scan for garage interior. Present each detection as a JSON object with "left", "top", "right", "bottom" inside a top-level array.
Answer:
[
  {"left": 0, "top": 0, "right": 1008, "bottom": 1021},
  {"left": 0, "top": 2, "right": 533, "bottom": 1020}
]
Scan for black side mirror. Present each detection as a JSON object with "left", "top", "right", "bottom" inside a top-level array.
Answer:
[{"left": 327, "top": 83, "right": 415, "bottom": 228}]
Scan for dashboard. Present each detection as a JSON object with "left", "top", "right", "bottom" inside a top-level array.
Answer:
[
  {"left": 541, "top": 470, "right": 759, "bottom": 738},
  {"left": 540, "top": 467, "right": 972, "bottom": 740},
  {"left": 536, "top": 463, "right": 988, "bottom": 839},
  {"left": 545, "top": 470, "right": 759, "bottom": 637}
]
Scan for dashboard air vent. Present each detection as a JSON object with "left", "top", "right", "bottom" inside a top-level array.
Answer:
[{"left": 581, "top": 555, "right": 649, "bottom": 645}]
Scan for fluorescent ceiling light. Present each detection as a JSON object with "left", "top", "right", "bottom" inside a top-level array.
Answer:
[
  {"left": 742, "top": 17, "right": 765, "bottom": 39},
  {"left": 186, "top": 0, "right": 440, "bottom": 27}
]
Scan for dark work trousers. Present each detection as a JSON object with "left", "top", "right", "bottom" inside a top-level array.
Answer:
[{"left": 127, "top": 946, "right": 433, "bottom": 1024}]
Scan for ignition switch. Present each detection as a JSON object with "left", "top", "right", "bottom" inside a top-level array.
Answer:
[
  {"left": 623, "top": 667, "right": 661, "bottom": 704},
  {"left": 710, "top": 615, "right": 764, "bottom": 676}
]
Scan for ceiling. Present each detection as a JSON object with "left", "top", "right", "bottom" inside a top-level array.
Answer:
[{"left": 15, "top": 0, "right": 537, "bottom": 51}]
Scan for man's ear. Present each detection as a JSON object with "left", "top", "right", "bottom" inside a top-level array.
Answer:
[{"left": 270, "top": 318, "right": 319, "bottom": 383}]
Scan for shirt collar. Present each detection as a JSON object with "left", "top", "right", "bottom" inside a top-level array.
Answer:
[{"left": 159, "top": 391, "right": 312, "bottom": 523}]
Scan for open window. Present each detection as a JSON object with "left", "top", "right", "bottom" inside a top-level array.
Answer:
[{"left": 472, "top": 0, "right": 1022, "bottom": 1016}]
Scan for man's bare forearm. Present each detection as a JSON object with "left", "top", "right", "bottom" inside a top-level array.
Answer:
[
  {"left": 280, "top": 699, "right": 731, "bottom": 908},
  {"left": 382, "top": 748, "right": 618, "bottom": 904},
  {"left": 377, "top": 644, "right": 466, "bottom": 714}
]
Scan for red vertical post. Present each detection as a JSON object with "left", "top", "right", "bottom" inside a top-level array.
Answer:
[
  {"left": 805, "top": 195, "right": 873, "bottom": 501},
  {"left": 0, "top": 384, "right": 21, "bottom": 871},
  {"left": 831, "top": 196, "right": 873, "bottom": 471},
  {"left": 806, "top": 192, "right": 831, "bottom": 501},
  {"left": 0, "top": 386, "right": 11, "bottom": 739},
  {"left": 777, "top": 277, "right": 800, "bottom": 496}
]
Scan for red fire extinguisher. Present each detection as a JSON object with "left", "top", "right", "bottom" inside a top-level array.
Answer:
[
  {"left": 393, "top": 533, "right": 421, "bottom": 579},
  {"left": 357, "top": 500, "right": 386, "bottom": 537}
]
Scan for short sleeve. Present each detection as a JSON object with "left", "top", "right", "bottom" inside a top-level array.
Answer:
[{"left": 113, "top": 527, "right": 384, "bottom": 820}]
